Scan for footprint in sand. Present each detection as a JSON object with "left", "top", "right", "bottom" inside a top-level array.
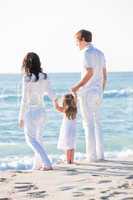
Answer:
[
  {"left": 101, "top": 189, "right": 110, "bottom": 193},
  {"left": 118, "top": 183, "right": 129, "bottom": 189},
  {"left": 92, "top": 174, "right": 99, "bottom": 177},
  {"left": 98, "top": 180, "right": 112, "bottom": 184},
  {"left": 14, "top": 182, "right": 38, "bottom": 192},
  {"left": 0, "top": 178, "right": 7, "bottom": 182},
  {"left": 101, "top": 191, "right": 129, "bottom": 200},
  {"left": 27, "top": 190, "right": 48, "bottom": 198},
  {"left": 101, "top": 195, "right": 112, "bottom": 200},
  {"left": 59, "top": 186, "right": 73, "bottom": 191},
  {"left": 111, "top": 191, "right": 127, "bottom": 195},
  {"left": 15, "top": 182, "right": 32, "bottom": 184},
  {"left": 81, "top": 187, "right": 95, "bottom": 191},
  {"left": 72, "top": 191, "right": 85, "bottom": 197}
]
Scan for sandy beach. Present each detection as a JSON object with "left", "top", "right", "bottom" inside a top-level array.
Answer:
[{"left": 0, "top": 160, "right": 133, "bottom": 200}]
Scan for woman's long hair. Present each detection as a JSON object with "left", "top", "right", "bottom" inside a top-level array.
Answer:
[
  {"left": 63, "top": 94, "right": 77, "bottom": 120},
  {"left": 22, "top": 52, "right": 47, "bottom": 81}
]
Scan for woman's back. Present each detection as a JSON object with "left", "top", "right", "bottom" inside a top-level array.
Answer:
[
  {"left": 24, "top": 72, "right": 54, "bottom": 106},
  {"left": 19, "top": 72, "right": 55, "bottom": 121}
]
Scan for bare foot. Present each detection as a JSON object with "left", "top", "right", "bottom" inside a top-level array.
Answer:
[
  {"left": 67, "top": 160, "right": 74, "bottom": 164},
  {"left": 40, "top": 166, "right": 53, "bottom": 171}
]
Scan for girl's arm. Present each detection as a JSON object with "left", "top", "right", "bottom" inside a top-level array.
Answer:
[
  {"left": 54, "top": 99, "right": 64, "bottom": 112},
  {"left": 72, "top": 92, "right": 77, "bottom": 104}
]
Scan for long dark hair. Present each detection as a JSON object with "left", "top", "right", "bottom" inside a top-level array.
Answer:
[
  {"left": 22, "top": 52, "right": 47, "bottom": 81},
  {"left": 63, "top": 94, "right": 77, "bottom": 120}
]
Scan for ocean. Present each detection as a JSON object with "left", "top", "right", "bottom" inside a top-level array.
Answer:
[{"left": 0, "top": 72, "right": 133, "bottom": 170}]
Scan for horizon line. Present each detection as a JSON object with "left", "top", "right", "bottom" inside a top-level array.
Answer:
[{"left": 0, "top": 71, "right": 133, "bottom": 74}]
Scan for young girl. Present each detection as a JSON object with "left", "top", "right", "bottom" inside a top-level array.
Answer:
[
  {"left": 19, "top": 52, "right": 55, "bottom": 170},
  {"left": 55, "top": 93, "right": 77, "bottom": 164}
]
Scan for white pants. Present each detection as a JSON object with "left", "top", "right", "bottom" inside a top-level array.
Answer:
[
  {"left": 24, "top": 106, "right": 52, "bottom": 169},
  {"left": 79, "top": 93, "right": 104, "bottom": 161}
]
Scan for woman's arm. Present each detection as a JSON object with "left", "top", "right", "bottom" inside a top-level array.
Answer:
[
  {"left": 43, "top": 78, "right": 56, "bottom": 101},
  {"left": 18, "top": 77, "right": 28, "bottom": 127}
]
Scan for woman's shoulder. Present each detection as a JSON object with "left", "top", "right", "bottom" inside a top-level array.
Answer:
[
  {"left": 38, "top": 72, "right": 47, "bottom": 80},
  {"left": 23, "top": 72, "right": 47, "bottom": 82},
  {"left": 23, "top": 74, "right": 30, "bottom": 82}
]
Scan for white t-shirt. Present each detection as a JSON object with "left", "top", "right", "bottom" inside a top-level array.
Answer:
[{"left": 78, "top": 44, "right": 106, "bottom": 96}]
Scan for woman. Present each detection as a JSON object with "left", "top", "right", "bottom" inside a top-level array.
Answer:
[{"left": 19, "top": 52, "right": 55, "bottom": 170}]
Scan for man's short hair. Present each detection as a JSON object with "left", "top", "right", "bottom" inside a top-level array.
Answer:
[{"left": 75, "top": 29, "right": 92, "bottom": 42}]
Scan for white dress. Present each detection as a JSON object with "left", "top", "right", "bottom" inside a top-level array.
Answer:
[{"left": 57, "top": 115, "right": 76, "bottom": 150}]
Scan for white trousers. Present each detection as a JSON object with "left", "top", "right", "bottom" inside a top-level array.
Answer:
[
  {"left": 79, "top": 93, "right": 104, "bottom": 161},
  {"left": 24, "top": 106, "right": 52, "bottom": 169}
]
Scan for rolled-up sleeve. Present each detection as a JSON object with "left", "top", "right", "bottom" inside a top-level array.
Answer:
[
  {"left": 19, "top": 78, "right": 28, "bottom": 121},
  {"left": 101, "top": 54, "right": 106, "bottom": 68},
  {"left": 84, "top": 50, "right": 106, "bottom": 69}
]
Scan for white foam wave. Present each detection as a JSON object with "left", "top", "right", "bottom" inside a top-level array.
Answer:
[
  {"left": 0, "top": 150, "right": 133, "bottom": 171},
  {"left": 104, "top": 88, "right": 133, "bottom": 98}
]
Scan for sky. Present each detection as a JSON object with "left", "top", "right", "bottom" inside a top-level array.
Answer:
[{"left": 0, "top": 0, "right": 133, "bottom": 73}]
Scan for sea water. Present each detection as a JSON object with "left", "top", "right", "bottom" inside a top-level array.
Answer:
[{"left": 0, "top": 72, "right": 133, "bottom": 170}]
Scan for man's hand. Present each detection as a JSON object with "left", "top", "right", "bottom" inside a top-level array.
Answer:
[
  {"left": 19, "top": 120, "right": 24, "bottom": 128},
  {"left": 71, "top": 85, "right": 79, "bottom": 93},
  {"left": 71, "top": 68, "right": 93, "bottom": 94}
]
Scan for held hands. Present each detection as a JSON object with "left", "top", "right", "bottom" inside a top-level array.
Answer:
[
  {"left": 19, "top": 120, "right": 24, "bottom": 128},
  {"left": 71, "top": 85, "right": 79, "bottom": 94},
  {"left": 53, "top": 98, "right": 64, "bottom": 112}
]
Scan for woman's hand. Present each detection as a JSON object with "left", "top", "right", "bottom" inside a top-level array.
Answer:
[
  {"left": 53, "top": 98, "right": 58, "bottom": 108},
  {"left": 19, "top": 120, "right": 24, "bottom": 128}
]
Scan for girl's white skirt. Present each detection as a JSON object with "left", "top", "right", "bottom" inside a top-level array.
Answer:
[{"left": 57, "top": 117, "right": 76, "bottom": 150}]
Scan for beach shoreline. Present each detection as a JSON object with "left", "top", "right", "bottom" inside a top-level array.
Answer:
[{"left": 0, "top": 159, "right": 133, "bottom": 200}]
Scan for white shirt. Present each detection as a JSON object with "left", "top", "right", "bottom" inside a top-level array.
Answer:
[
  {"left": 78, "top": 44, "right": 106, "bottom": 96},
  {"left": 19, "top": 73, "right": 55, "bottom": 121}
]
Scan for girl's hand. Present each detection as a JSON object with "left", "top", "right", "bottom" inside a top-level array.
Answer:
[
  {"left": 54, "top": 98, "right": 64, "bottom": 112},
  {"left": 71, "top": 85, "right": 79, "bottom": 93},
  {"left": 19, "top": 120, "right": 24, "bottom": 128}
]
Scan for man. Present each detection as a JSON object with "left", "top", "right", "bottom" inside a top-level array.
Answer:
[{"left": 71, "top": 29, "right": 107, "bottom": 162}]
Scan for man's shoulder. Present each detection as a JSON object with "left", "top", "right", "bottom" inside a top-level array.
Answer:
[{"left": 86, "top": 46, "right": 104, "bottom": 57}]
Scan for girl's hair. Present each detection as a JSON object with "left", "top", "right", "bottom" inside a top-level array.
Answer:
[
  {"left": 22, "top": 52, "right": 47, "bottom": 81},
  {"left": 63, "top": 94, "right": 77, "bottom": 120}
]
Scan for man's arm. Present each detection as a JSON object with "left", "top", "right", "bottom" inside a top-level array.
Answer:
[
  {"left": 103, "top": 67, "right": 107, "bottom": 90},
  {"left": 71, "top": 68, "right": 93, "bottom": 93}
]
